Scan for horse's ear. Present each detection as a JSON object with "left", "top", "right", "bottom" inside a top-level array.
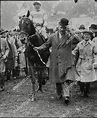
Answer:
[{"left": 26, "top": 10, "right": 30, "bottom": 17}]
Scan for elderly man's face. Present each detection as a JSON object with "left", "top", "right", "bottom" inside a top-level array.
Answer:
[{"left": 83, "top": 33, "right": 91, "bottom": 41}]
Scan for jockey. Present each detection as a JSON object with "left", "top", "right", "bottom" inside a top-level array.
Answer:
[{"left": 29, "top": 1, "right": 48, "bottom": 40}]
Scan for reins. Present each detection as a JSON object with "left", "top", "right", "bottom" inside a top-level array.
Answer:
[{"left": 19, "top": 30, "right": 46, "bottom": 66}]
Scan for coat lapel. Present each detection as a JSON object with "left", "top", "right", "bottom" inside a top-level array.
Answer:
[
  {"left": 54, "top": 32, "right": 60, "bottom": 46},
  {"left": 59, "top": 33, "right": 70, "bottom": 47},
  {"left": 54, "top": 31, "right": 70, "bottom": 48}
]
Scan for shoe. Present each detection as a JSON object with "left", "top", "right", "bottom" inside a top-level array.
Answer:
[{"left": 64, "top": 96, "right": 70, "bottom": 105}]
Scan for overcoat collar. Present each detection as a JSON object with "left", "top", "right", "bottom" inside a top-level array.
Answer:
[
  {"left": 81, "top": 40, "right": 92, "bottom": 46},
  {"left": 55, "top": 31, "right": 70, "bottom": 47}
]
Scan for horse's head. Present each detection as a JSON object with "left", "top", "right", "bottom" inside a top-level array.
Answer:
[
  {"left": 19, "top": 17, "right": 36, "bottom": 44},
  {"left": 18, "top": 16, "right": 50, "bottom": 65},
  {"left": 19, "top": 17, "right": 36, "bottom": 35}
]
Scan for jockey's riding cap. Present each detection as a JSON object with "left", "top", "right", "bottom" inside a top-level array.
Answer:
[{"left": 33, "top": 1, "right": 41, "bottom": 6}]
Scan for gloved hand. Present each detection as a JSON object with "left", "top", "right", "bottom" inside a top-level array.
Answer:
[{"left": 33, "top": 47, "right": 40, "bottom": 52}]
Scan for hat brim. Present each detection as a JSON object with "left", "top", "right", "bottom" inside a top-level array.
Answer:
[
  {"left": 59, "top": 22, "right": 68, "bottom": 27},
  {"left": 82, "top": 30, "right": 93, "bottom": 34},
  {"left": 82, "top": 30, "right": 94, "bottom": 38}
]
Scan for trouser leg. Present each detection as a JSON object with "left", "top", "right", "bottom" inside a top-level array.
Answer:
[
  {"left": 24, "top": 67, "right": 28, "bottom": 76},
  {"left": 6, "top": 69, "right": 11, "bottom": 80},
  {"left": 12, "top": 69, "right": 15, "bottom": 78},
  {"left": 62, "top": 81, "right": 70, "bottom": 97},
  {"left": 0, "top": 72, "right": 5, "bottom": 90},
  {"left": 85, "top": 82, "right": 90, "bottom": 93},
  {"left": 79, "top": 82, "right": 85, "bottom": 93},
  {"left": 56, "top": 83, "right": 62, "bottom": 97},
  {"left": 62, "top": 81, "right": 72, "bottom": 104},
  {"left": 84, "top": 82, "right": 90, "bottom": 96}
]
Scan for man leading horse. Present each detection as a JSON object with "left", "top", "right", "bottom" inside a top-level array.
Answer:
[{"left": 35, "top": 18, "right": 80, "bottom": 105}]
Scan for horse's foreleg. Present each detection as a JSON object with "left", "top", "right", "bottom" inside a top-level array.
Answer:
[
  {"left": 37, "top": 70, "right": 43, "bottom": 92},
  {"left": 29, "top": 64, "right": 36, "bottom": 101}
]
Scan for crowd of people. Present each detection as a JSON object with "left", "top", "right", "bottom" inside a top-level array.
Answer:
[{"left": 0, "top": 1, "right": 97, "bottom": 105}]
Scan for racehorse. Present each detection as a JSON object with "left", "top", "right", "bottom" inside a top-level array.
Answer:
[{"left": 19, "top": 16, "right": 50, "bottom": 101}]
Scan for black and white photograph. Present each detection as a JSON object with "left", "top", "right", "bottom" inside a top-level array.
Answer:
[{"left": 0, "top": 0, "right": 97, "bottom": 117}]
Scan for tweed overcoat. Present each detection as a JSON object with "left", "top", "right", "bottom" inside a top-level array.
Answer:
[{"left": 38, "top": 31, "right": 79, "bottom": 83}]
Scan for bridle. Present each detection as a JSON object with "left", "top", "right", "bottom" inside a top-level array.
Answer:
[{"left": 19, "top": 30, "right": 46, "bottom": 65}]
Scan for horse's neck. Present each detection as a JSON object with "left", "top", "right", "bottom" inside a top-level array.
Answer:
[{"left": 36, "top": 31, "right": 46, "bottom": 43}]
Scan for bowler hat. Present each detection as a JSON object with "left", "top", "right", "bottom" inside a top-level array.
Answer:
[
  {"left": 79, "top": 25, "right": 85, "bottom": 30},
  {"left": 59, "top": 18, "right": 69, "bottom": 27},
  {"left": 89, "top": 24, "right": 97, "bottom": 30}
]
